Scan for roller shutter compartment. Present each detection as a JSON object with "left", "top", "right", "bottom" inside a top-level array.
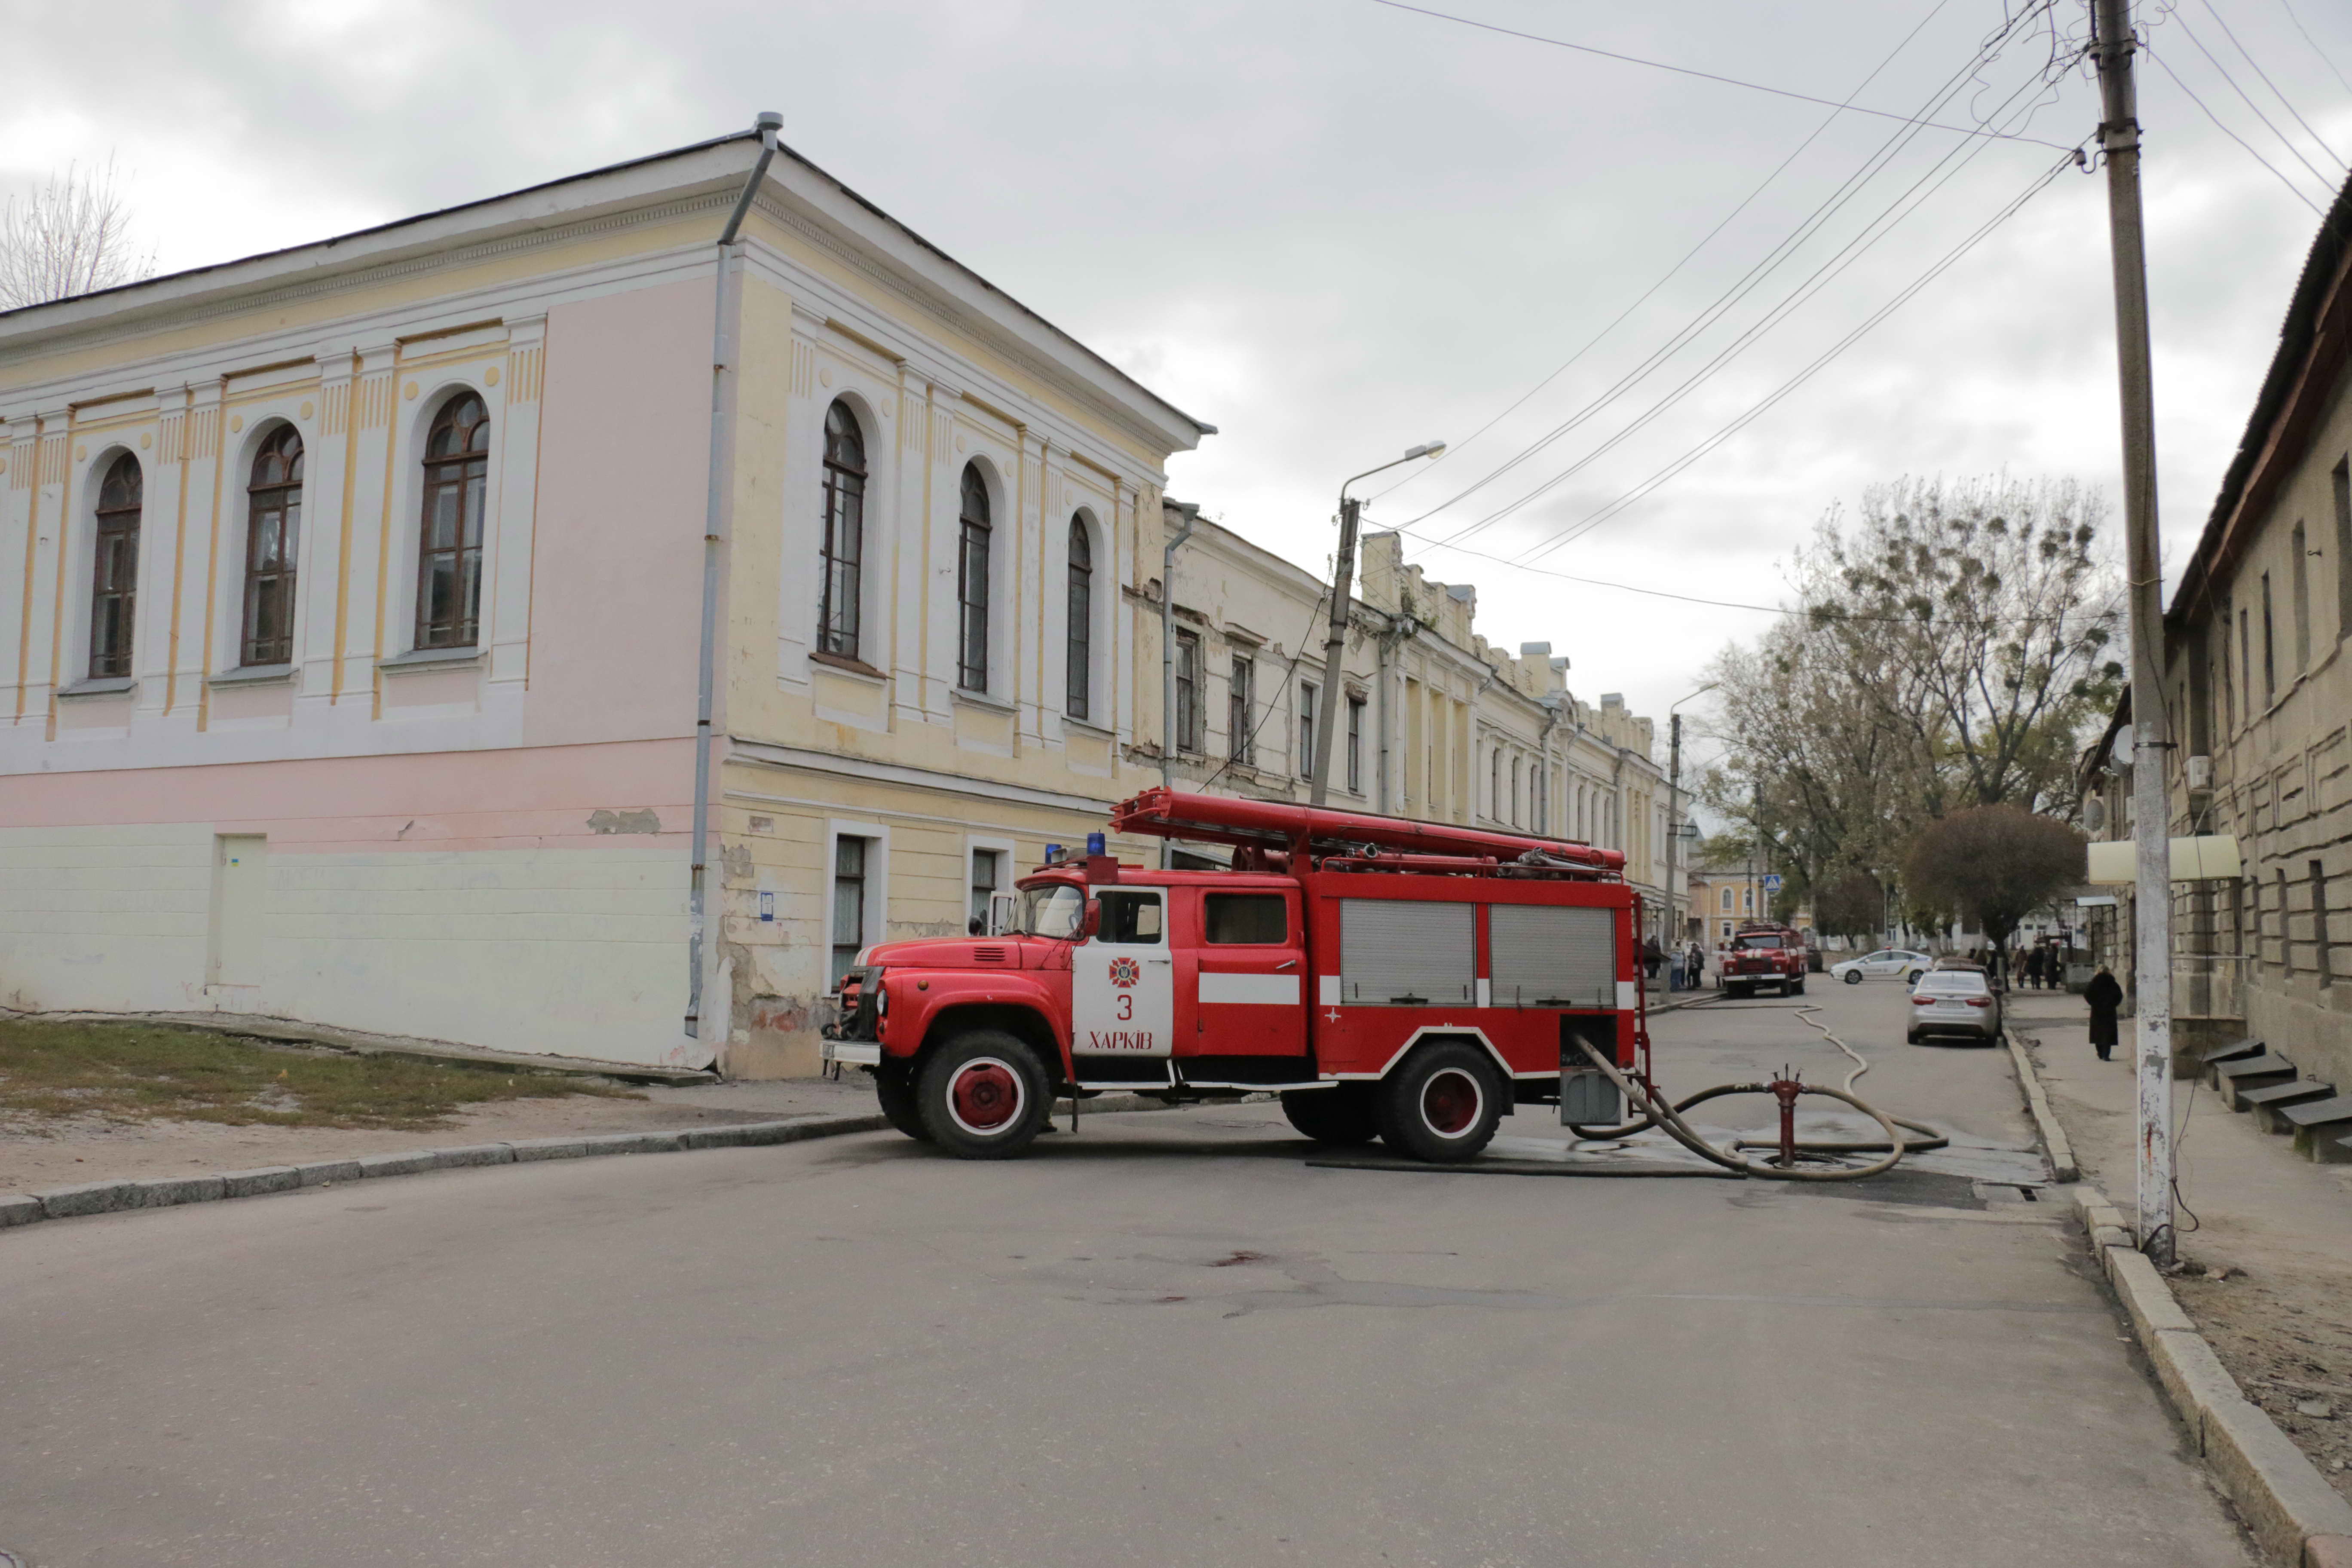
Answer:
[
  {"left": 1339, "top": 899, "right": 1473, "bottom": 1005},
  {"left": 1489, "top": 904, "right": 1616, "bottom": 1009}
]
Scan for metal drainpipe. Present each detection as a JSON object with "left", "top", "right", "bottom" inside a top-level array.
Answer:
[
  {"left": 1159, "top": 502, "right": 1200, "bottom": 866},
  {"left": 685, "top": 113, "right": 784, "bottom": 1047},
  {"left": 1537, "top": 696, "right": 1561, "bottom": 836}
]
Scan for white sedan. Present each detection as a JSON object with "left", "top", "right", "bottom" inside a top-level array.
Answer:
[{"left": 1829, "top": 948, "right": 1933, "bottom": 985}]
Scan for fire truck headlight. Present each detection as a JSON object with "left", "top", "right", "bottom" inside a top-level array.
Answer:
[{"left": 874, "top": 977, "right": 888, "bottom": 1017}]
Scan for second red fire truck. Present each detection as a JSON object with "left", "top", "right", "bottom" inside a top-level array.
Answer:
[
  {"left": 1718, "top": 920, "right": 1809, "bottom": 998},
  {"left": 822, "top": 790, "right": 1646, "bottom": 1163}
]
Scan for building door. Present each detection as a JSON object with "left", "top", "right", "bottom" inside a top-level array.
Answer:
[
  {"left": 209, "top": 834, "right": 268, "bottom": 989},
  {"left": 1071, "top": 887, "right": 1175, "bottom": 1068}
]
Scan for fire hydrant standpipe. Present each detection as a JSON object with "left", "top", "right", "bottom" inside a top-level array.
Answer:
[{"left": 1564, "top": 1005, "right": 1949, "bottom": 1183}]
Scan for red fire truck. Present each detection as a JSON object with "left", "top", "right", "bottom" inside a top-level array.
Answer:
[
  {"left": 821, "top": 789, "right": 1646, "bottom": 1163},
  {"left": 1719, "top": 921, "right": 1808, "bottom": 999}
]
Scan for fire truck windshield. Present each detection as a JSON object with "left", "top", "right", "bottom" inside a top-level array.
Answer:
[
  {"left": 1012, "top": 883, "right": 1085, "bottom": 938},
  {"left": 1733, "top": 933, "right": 1785, "bottom": 949}
]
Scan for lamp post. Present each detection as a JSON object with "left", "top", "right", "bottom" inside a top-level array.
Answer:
[
  {"left": 1308, "top": 441, "right": 1445, "bottom": 806},
  {"left": 1666, "top": 682, "right": 1716, "bottom": 986}
]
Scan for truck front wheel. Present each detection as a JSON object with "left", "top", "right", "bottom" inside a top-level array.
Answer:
[
  {"left": 917, "top": 1031, "right": 1051, "bottom": 1159},
  {"left": 873, "top": 1063, "right": 930, "bottom": 1142},
  {"left": 1375, "top": 1043, "right": 1504, "bottom": 1164},
  {"left": 1279, "top": 1086, "right": 1378, "bottom": 1145}
]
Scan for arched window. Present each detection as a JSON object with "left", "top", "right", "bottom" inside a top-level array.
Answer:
[
  {"left": 416, "top": 393, "right": 490, "bottom": 649},
  {"left": 89, "top": 454, "right": 142, "bottom": 678},
  {"left": 242, "top": 426, "right": 304, "bottom": 667},
  {"left": 1066, "top": 515, "right": 1092, "bottom": 721},
  {"left": 818, "top": 400, "right": 865, "bottom": 661},
  {"left": 956, "top": 463, "right": 990, "bottom": 691}
]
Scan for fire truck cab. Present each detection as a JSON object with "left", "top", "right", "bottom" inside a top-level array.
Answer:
[
  {"left": 1719, "top": 920, "right": 1808, "bottom": 999},
  {"left": 822, "top": 789, "right": 1645, "bottom": 1164}
]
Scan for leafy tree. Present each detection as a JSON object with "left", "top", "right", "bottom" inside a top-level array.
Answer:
[
  {"left": 1902, "top": 805, "right": 2085, "bottom": 962},
  {"left": 1813, "top": 870, "right": 1885, "bottom": 943}
]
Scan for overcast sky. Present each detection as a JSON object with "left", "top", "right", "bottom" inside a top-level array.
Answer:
[{"left": 6, "top": 0, "right": 2349, "bottom": 779}]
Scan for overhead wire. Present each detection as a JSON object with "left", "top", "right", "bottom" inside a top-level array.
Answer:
[
  {"left": 1509, "top": 150, "right": 2080, "bottom": 564},
  {"left": 2144, "top": 39, "right": 2331, "bottom": 216},
  {"left": 1452, "top": 67, "right": 2076, "bottom": 557},
  {"left": 2269, "top": 0, "right": 2352, "bottom": 104},
  {"left": 1363, "top": 0, "right": 2080, "bottom": 150},
  {"left": 2192, "top": 0, "right": 2349, "bottom": 175},
  {"left": 2171, "top": 9, "right": 2346, "bottom": 190},
  {"left": 1398, "top": 4, "right": 2069, "bottom": 536},
  {"left": 1366, "top": 0, "right": 1963, "bottom": 504}
]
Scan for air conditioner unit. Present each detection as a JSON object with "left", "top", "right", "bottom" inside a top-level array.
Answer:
[{"left": 2186, "top": 754, "right": 2213, "bottom": 791}]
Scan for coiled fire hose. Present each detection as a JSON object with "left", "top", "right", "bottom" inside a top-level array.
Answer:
[{"left": 1563, "top": 1005, "right": 1948, "bottom": 1182}]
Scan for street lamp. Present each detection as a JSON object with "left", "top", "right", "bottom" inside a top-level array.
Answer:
[
  {"left": 1665, "top": 681, "right": 1717, "bottom": 983},
  {"left": 1308, "top": 441, "right": 1446, "bottom": 806}
]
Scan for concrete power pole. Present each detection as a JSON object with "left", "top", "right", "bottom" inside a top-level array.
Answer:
[
  {"left": 1308, "top": 494, "right": 1363, "bottom": 809},
  {"left": 2092, "top": 0, "right": 2174, "bottom": 1264}
]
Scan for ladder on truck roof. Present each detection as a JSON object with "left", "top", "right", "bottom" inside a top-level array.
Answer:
[{"left": 1107, "top": 788, "right": 1626, "bottom": 878}]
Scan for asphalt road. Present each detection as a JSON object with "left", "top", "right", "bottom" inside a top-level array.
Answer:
[{"left": 0, "top": 981, "right": 2256, "bottom": 1566}]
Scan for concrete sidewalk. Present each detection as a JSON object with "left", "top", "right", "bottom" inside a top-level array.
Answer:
[{"left": 2008, "top": 991, "right": 2352, "bottom": 1499}]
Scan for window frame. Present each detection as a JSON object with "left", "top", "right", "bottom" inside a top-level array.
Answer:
[
  {"left": 239, "top": 423, "right": 305, "bottom": 668},
  {"left": 1227, "top": 652, "right": 1256, "bottom": 766},
  {"left": 956, "top": 462, "right": 992, "bottom": 692},
  {"left": 1345, "top": 694, "right": 1365, "bottom": 795},
  {"left": 1297, "top": 680, "right": 1317, "bottom": 779},
  {"left": 1174, "top": 630, "right": 1203, "bottom": 753},
  {"left": 818, "top": 398, "right": 867, "bottom": 663},
  {"left": 1066, "top": 514, "right": 1092, "bottom": 722},
  {"left": 87, "top": 453, "right": 143, "bottom": 680},
  {"left": 414, "top": 392, "right": 491, "bottom": 651}
]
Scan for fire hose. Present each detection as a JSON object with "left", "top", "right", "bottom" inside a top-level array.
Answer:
[{"left": 1563, "top": 1005, "right": 1948, "bottom": 1182}]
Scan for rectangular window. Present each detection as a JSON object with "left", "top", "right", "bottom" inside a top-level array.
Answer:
[
  {"left": 830, "top": 836, "right": 869, "bottom": 991},
  {"left": 1490, "top": 749, "right": 1501, "bottom": 819},
  {"left": 2262, "top": 573, "right": 2276, "bottom": 704},
  {"left": 1346, "top": 696, "right": 1365, "bottom": 795},
  {"left": 2277, "top": 868, "right": 2290, "bottom": 970},
  {"left": 1174, "top": 630, "right": 1203, "bottom": 753},
  {"left": 1095, "top": 888, "right": 1163, "bottom": 944},
  {"left": 957, "top": 519, "right": 990, "bottom": 691},
  {"left": 2241, "top": 606, "right": 2253, "bottom": 718},
  {"left": 2219, "top": 606, "right": 2235, "bottom": 734},
  {"left": 1297, "top": 681, "right": 1317, "bottom": 778},
  {"left": 2293, "top": 521, "right": 2312, "bottom": 672},
  {"left": 1228, "top": 655, "right": 1255, "bottom": 766},
  {"left": 1204, "top": 893, "right": 1288, "bottom": 944},
  {"left": 969, "top": 849, "right": 1000, "bottom": 933},
  {"left": 2335, "top": 457, "right": 2352, "bottom": 643}
]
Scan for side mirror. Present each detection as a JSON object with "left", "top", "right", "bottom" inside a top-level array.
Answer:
[{"left": 1081, "top": 900, "right": 1102, "bottom": 940}]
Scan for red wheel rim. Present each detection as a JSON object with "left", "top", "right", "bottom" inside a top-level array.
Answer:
[
  {"left": 1420, "top": 1068, "right": 1482, "bottom": 1137},
  {"left": 947, "top": 1058, "right": 1024, "bottom": 1135}
]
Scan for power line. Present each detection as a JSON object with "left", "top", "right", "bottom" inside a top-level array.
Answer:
[
  {"left": 1366, "top": 0, "right": 1962, "bottom": 505},
  {"left": 1445, "top": 68, "right": 2069, "bottom": 550},
  {"left": 1510, "top": 151, "right": 2077, "bottom": 565},
  {"left": 1364, "top": 0, "right": 2081, "bottom": 150},
  {"left": 2172, "top": 10, "right": 2345, "bottom": 190},
  {"left": 1401, "top": 9, "right": 2071, "bottom": 537},
  {"left": 2144, "top": 40, "right": 2330, "bottom": 216},
  {"left": 2269, "top": 0, "right": 2352, "bottom": 105},
  {"left": 2195, "top": 0, "right": 2349, "bottom": 174}
]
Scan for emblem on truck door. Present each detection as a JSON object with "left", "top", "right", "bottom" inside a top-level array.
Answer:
[{"left": 1109, "top": 957, "right": 1141, "bottom": 988}]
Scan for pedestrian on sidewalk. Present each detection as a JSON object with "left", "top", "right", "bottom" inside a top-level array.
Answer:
[
  {"left": 2084, "top": 965, "right": 2124, "bottom": 1062},
  {"left": 1643, "top": 936, "right": 1663, "bottom": 981}
]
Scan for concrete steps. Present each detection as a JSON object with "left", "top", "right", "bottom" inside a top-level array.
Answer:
[
  {"left": 2216, "top": 1051, "right": 2301, "bottom": 1108},
  {"left": 2239, "top": 1078, "right": 2340, "bottom": 1133},
  {"left": 2280, "top": 1094, "right": 2352, "bottom": 1158}
]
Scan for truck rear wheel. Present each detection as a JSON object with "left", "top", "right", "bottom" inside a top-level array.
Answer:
[
  {"left": 1279, "top": 1086, "right": 1378, "bottom": 1145},
  {"left": 1374, "top": 1042, "right": 1504, "bottom": 1164},
  {"left": 917, "top": 1031, "right": 1050, "bottom": 1159},
  {"left": 873, "top": 1063, "right": 930, "bottom": 1142}
]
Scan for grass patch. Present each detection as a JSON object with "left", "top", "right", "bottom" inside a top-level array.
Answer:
[{"left": 0, "top": 1017, "right": 642, "bottom": 1131}]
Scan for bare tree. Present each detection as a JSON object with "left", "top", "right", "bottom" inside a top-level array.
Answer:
[{"left": 0, "top": 158, "right": 157, "bottom": 312}]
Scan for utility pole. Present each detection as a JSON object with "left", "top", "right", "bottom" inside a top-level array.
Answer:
[
  {"left": 2092, "top": 0, "right": 2174, "bottom": 1265},
  {"left": 1311, "top": 442, "right": 1443, "bottom": 807},
  {"left": 1308, "top": 493, "right": 1364, "bottom": 808}
]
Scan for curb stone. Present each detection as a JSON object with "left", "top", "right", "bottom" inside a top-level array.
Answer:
[
  {"left": 2003, "top": 1027, "right": 2079, "bottom": 1182},
  {"left": 0, "top": 1113, "right": 888, "bottom": 1235},
  {"left": 2007, "top": 1025, "right": 2352, "bottom": 1566}
]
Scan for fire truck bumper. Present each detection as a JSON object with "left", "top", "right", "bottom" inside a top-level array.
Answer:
[{"left": 821, "top": 1040, "right": 882, "bottom": 1067}]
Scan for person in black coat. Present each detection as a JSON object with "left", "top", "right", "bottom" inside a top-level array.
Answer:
[{"left": 2084, "top": 965, "right": 2124, "bottom": 1061}]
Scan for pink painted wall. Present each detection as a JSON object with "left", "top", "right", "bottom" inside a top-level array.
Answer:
[
  {"left": 2, "top": 738, "right": 693, "bottom": 853},
  {"left": 522, "top": 278, "right": 714, "bottom": 750}
]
